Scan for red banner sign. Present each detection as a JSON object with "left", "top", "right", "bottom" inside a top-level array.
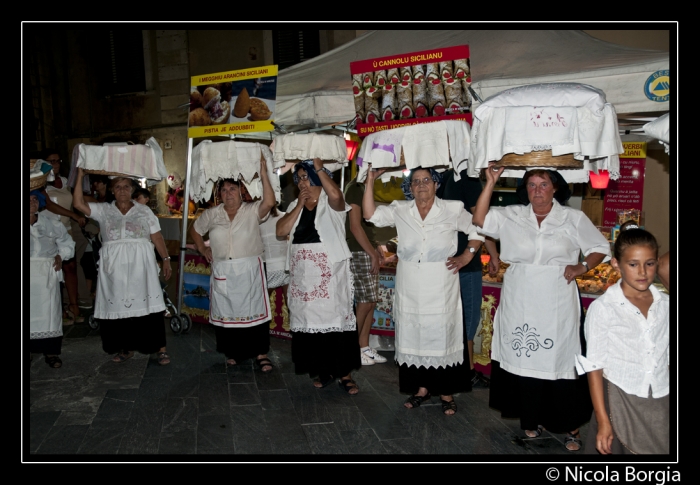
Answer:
[{"left": 603, "top": 142, "right": 647, "bottom": 228}]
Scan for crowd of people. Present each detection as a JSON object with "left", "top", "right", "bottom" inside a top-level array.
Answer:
[{"left": 28, "top": 152, "right": 671, "bottom": 454}]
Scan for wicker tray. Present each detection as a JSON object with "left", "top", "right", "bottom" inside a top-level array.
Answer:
[
  {"left": 493, "top": 150, "right": 582, "bottom": 169},
  {"left": 30, "top": 172, "right": 49, "bottom": 190},
  {"left": 81, "top": 168, "right": 132, "bottom": 177}
]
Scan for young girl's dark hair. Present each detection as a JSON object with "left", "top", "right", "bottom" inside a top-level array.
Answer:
[{"left": 613, "top": 225, "right": 660, "bottom": 260}]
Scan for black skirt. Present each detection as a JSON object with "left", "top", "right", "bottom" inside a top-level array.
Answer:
[
  {"left": 399, "top": 361, "right": 470, "bottom": 396},
  {"left": 29, "top": 335, "right": 63, "bottom": 355},
  {"left": 215, "top": 322, "right": 270, "bottom": 362},
  {"left": 291, "top": 329, "right": 361, "bottom": 379},
  {"left": 98, "top": 311, "right": 167, "bottom": 355},
  {"left": 488, "top": 360, "right": 593, "bottom": 433}
]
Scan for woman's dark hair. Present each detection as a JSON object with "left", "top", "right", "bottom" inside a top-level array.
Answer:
[
  {"left": 41, "top": 148, "right": 61, "bottom": 160},
  {"left": 91, "top": 174, "right": 110, "bottom": 186},
  {"left": 614, "top": 226, "right": 659, "bottom": 260},
  {"left": 132, "top": 187, "right": 151, "bottom": 200},
  {"left": 217, "top": 178, "right": 241, "bottom": 199},
  {"left": 516, "top": 169, "right": 572, "bottom": 205}
]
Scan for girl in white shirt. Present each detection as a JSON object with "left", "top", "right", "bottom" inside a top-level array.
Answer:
[{"left": 576, "top": 226, "right": 670, "bottom": 454}]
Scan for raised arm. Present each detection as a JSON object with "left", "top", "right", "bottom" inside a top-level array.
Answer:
[
  {"left": 258, "top": 154, "right": 276, "bottom": 219},
  {"left": 472, "top": 163, "right": 503, "bottom": 228},
  {"left": 313, "top": 158, "right": 345, "bottom": 212},
  {"left": 361, "top": 166, "right": 381, "bottom": 221},
  {"left": 72, "top": 168, "right": 92, "bottom": 217}
]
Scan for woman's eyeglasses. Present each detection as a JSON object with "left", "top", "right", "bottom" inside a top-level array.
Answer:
[
  {"left": 48, "top": 159, "right": 62, "bottom": 164},
  {"left": 411, "top": 177, "right": 433, "bottom": 186},
  {"left": 297, "top": 174, "right": 310, "bottom": 182}
]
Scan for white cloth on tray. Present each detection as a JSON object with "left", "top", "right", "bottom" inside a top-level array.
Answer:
[
  {"left": 644, "top": 113, "right": 670, "bottom": 154},
  {"left": 76, "top": 137, "right": 168, "bottom": 181},
  {"left": 468, "top": 83, "right": 623, "bottom": 180},
  {"left": 271, "top": 133, "right": 348, "bottom": 163},
  {"left": 189, "top": 140, "right": 282, "bottom": 203}
]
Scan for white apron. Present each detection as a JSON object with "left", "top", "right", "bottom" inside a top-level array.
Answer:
[
  {"left": 46, "top": 184, "right": 74, "bottom": 236},
  {"left": 492, "top": 263, "right": 580, "bottom": 380},
  {"left": 287, "top": 243, "right": 356, "bottom": 333},
  {"left": 394, "top": 260, "right": 463, "bottom": 369},
  {"left": 209, "top": 255, "right": 271, "bottom": 328},
  {"left": 30, "top": 257, "right": 64, "bottom": 339},
  {"left": 95, "top": 239, "right": 165, "bottom": 319}
]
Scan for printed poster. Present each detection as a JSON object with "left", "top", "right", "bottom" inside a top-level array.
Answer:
[
  {"left": 603, "top": 141, "right": 647, "bottom": 229},
  {"left": 188, "top": 65, "right": 278, "bottom": 138},
  {"left": 350, "top": 45, "right": 472, "bottom": 138},
  {"left": 371, "top": 269, "right": 396, "bottom": 336}
]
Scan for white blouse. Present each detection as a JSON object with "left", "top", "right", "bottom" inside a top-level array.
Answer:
[
  {"left": 88, "top": 201, "right": 161, "bottom": 242},
  {"left": 576, "top": 281, "right": 670, "bottom": 398},
  {"left": 367, "top": 198, "right": 484, "bottom": 263},
  {"left": 259, "top": 211, "right": 288, "bottom": 272},
  {"left": 29, "top": 211, "right": 75, "bottom": 261},
  {"left": 478, "top": 200, "right": 611, "bottom": 266},
  {"left": 193, "top": 201, "right": 266, "bottom": 261}
]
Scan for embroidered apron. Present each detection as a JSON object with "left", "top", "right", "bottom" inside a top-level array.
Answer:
[
  {"left": 29, "top": 257, "right": 64, "bottom": 339},
  {"left": 210, "top": 255, "right": 271, "bottom": 327},
  {"left": 394, "top": 260, "right": 463, "bottom": 369},
  {"left": 95, "top": 239, "right": 165, "bottom": 319},
  {"left": 492, "top": 263, "right": 580, "bottom": 380},
  {"left": 287, "top": 243, "right": 356, "bottom": 333}
]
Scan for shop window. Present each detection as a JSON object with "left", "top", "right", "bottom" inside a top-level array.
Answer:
[
  {"left": 95, "top": 30, "right": 146, "bottom": 97},
  {"left": 272, "top": 30, "right": 320, "bottom": 70}
]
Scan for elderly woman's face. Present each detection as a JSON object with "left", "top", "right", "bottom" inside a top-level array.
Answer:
[
  {"left": 30, "top": 195, "right": 39, "bottom": 214},
  {"left": 113, "top": 179, "right": 134, "bottom": 201},
  {"left": 296, "top": 168, "right": 312, "bottom": 190},
  {"left": 410, "top": 170, "right": 437, "bottom": 200},
  {"left": 526, "top": 174, "right": 555, "bottom": 205},
  {"left": 220, "top": 182, "right": 242, "bottom": 204}
]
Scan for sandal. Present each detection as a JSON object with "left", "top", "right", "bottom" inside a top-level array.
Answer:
[
  {"left": 256, "top": 357, "right": 273, "bottom": 373},
  {"left": 404, "top": 393, "right": 431, "bottom": 409},
  {"left": 45, "top": 355, "right": 62, "bottom": 368},
  {"left": 441, "top": 398, "right": 457, "bottom": 415},
  {"left": 313, "top": 376, "right": 334, "bottom": 388},
  {"left": 565, "top": 430, "right": 582, "bottom": 452},
  {"left": 338, "top": 378, "right": 359, "bottom": 395},
  {"left": 68, "top": 305, "right": 85, "bottom": 324},
  {"left": 525, "top": 425, "right": 544, "bottom": 438},
  {"left": 112, "top": 351, "right": 134, "bottom": 363},
  {"left": 157, "top": 351, "right": 171, "bottom": 366}
]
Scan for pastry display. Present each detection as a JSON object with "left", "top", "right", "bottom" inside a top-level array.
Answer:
[
  {"left": 249, "top": 98, "right": 271, "bottom": 121},
  {"left": 397, "top": 81, "right": 413, "bottom": 119},
  {"left": 427, "top": 78, "right": 446, "bottom": 116},
  {"left": 412, "top": 78, "right": 429, "bottom": 118},
  {"left": 364, "top": 86, "right": 381, "bottom": 124},
  {"left": 374, "top": 70, "right": 388, "bottom": 87},
  {"left": 202, "top": 87, "right": 230, "bottom": 125},
  {"left": 443, "top": 77, "right": 464, "bottom": 114},
  {"left": 381, "top": 83, "right": 397, "bottom": 121},
  {"left": 354, "top": 90, "right": 366, "bottom": 123},
  {"left": 399, "top": 66, "right": 412, "bottom": 83},
  {"left": 439, "top": 61, "right": 454, "bottom": 80},
  {"left": 233, "top": 87, "right": 251, "bottom": 118},
  {"left": 386, "top": 68, "right": 400, "bottom": 84},
  {"left": 454, "top": 58, "right": 470, "bottom": 80}
]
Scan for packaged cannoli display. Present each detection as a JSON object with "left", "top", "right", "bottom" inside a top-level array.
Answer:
[
  {"left": 387, "top": 67, "right": 400, "bottom": 84},
  {"left": 412, "top": 64, "right": 425, "bottom": 80},
  {"left": 364, "top": 86, "right": 382, "bottom": 124},
  {"left": 354, "top": 90, "right": 366, "bottom": 123},
  {"left": 454, "top": 58, "right": 470, "bottom": 80},
  {"left": 381, "top": 83, "right": 397, "bottom": 121},
  {"left": 444, "top": 78, "right": 465, "bottom": 115},
  {"left": 349, "top": 45, "right": 472, "bottom": 137},
  {"left": 362, "top": 72, "right": 375, "bottom": 89},
  {"left": 412, "top": 78, "right": 429, "bottom": 118},
  {"left": 374, "top": 70, "right": 388, "bottom": 87},
  {"left": 397, "top": 81, "right": 414, "bottom": 119},
  {"left": 427, "top": 78, "right": 446, "bottom": 116},
  {"left": 439, "top": 61, "right": 454, "bottom": 81}
]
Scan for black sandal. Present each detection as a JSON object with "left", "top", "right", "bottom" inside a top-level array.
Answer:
[
  {"left": 45, "top": 355, "right": 62, "bottom": 369},
  {"left": 441, "top": 398, "right": 457, "bottom": 415},
  {"left": 525, "top": 425, "right": 544, "bottom": 438},
  {"left": 338, "top": 378, "right": 359, "bottom": 395},
  {"left": 405, "top": 393, "right": 431, "bottom": 408},
  {"left": 256, "top": 357, "right": 273, "bottom": 373},
  {"left": 313, "top": 376, "right": 334, "bottom": 388},
  {"left": 565, "top": 430, "right": 582, "bottom": 452}
]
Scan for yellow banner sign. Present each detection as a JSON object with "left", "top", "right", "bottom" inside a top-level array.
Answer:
[
  {"left": 188, "top": 120, "right": 274, "bottom": 138},
  {"left": 191, "top": 66, "right": 279, "bottom": 85},
  {"left": 622, "top": 141, "right": 647, "bottom": 158}
]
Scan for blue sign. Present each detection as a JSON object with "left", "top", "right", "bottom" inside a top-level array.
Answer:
[{"left": 644, "top": 70, "right": 669, "bottom": 102}]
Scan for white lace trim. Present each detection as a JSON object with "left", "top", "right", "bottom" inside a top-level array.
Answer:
[
  {"left": 395, "top": 349, "right": 463, "bottom": 369},
  {"left": 30, "top": 330, "right": 63, "bottom": 339}
]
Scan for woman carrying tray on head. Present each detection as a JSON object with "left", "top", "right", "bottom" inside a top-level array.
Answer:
[
  {"left": 472, "top": 164, "right": 610, "bottom": 450},
  {"left": 189, "top": 155, "right": 277, "bottom": 372},
  {"left": 73, "top": 168, "right": 173, "bottom": 365},
  {"left": 276, "top": 159, "right": 361, "bottom": 394}
]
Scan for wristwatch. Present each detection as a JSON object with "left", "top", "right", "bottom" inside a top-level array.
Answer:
[
  {"left": 581, "top": 261, "right": 589, "bottom": 270},
  {"left": 314, "top": 167, "right": 323, "bottom": 173},
  {"left": 469, "top": 247, "right": 476, "bottom": 254}
]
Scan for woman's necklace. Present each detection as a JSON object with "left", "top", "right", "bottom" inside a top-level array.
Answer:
[{"left": 534, "top": 210, "right": 550, "bottom": 217}]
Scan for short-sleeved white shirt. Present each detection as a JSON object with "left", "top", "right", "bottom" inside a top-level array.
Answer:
[
  {"left": 29, "top": 211, "right": 75, "bottom": 261},
  {"left": 193, "top": 201, "right": 266, "bottom": 261},
  {"left": 576, "top": 281, "right": 670, "bottom": 398},
  {"left": 478, "top": 200, "right": 611, "bottom": 266},
  {"left": 88, "top": 201, "right": 161, "bottom": 242},
  {"left": 368, "top": 197, "right": 483, "bottom": 263}
]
